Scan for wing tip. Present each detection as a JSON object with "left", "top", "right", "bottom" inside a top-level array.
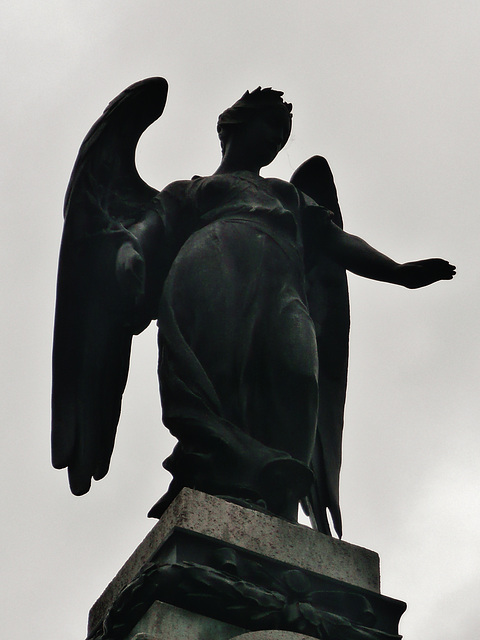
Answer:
[
  {"left": 68, "top": 466, "right": 92, "bottom": 496},
  {"left": 102, "top": 76, "right": 169, "bottom": 127}
]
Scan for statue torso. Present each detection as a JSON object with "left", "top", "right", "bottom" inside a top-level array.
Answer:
[{"left": 160, "top": 171, "right": 310, "bottom": 261}]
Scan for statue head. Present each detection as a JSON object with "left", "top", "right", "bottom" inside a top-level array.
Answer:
[{"left": 217, "top": 88, "right": 292, "bottom": 156}]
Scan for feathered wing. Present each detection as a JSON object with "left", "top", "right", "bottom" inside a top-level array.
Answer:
[
  {"left": 52, "top": 77, "right": 168, "bottom": 495},
  {"left": 291, "top": 156, "right": 350, "bottom": 537}
]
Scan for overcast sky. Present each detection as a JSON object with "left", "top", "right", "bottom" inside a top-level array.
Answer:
[{"left": 2, "top": 2, "right": 479, "bottom": 639}]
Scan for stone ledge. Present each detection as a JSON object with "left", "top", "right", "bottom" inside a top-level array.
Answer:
[
  {"left": 237, "top": 633, "right": 318, "bottom": 640},
  {"left": 88, "top": 489, "right": 380, "bottom": 635},
  {"left": 126, "top": 601, "right": 318, "bottom": 640},
  {"left": 126, "top": 601, "right": 245, "bottom": 640}
]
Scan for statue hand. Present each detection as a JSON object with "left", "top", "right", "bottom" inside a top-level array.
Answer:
[
  {"left": 116, "top": 242, "right": 146, "bottom": 298},
  {"left": 398, "top": 258, "right": 456, "bottom": 289}
]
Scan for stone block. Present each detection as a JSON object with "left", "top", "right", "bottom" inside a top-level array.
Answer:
[
  {"left": 236, "top": 634, "right": 318, "bottom": 640},
  {"left": 125, "top": 601, "right": 246, "bottom": 640},
  {"left": 125, "top": 601, "right": 318, "bottom": 640},
  {"left": 89, "top": 489, "right": 380, "bottom": 635},
  {"left": 87, "top": 490, "right": 405, "bottom": 640}
]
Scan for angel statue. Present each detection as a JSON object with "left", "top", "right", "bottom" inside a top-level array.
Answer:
[{"left": 52, "top": 77, "right": 455, "bottom": 537}]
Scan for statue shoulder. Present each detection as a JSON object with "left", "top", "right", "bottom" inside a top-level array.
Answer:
[
  {"left": 264, "top": 176, "right": 306, "bottom": 209},
  {"left": 161, "top": 179, "right": 194, "bottom": 201},
  {"left": 157, "top": 179, "right": 200, "bottom": 218}
]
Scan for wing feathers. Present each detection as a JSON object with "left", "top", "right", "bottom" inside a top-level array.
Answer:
[
  {"left": 291, "top": 155, "right": 349, "bottom": 537},
  {"left": 52, "top": 78, "right": 168, "bottom": 494}
]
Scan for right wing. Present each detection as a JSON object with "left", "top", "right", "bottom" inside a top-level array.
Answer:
[
  {"left": 291, "top": 156, "right": 350, "bottom": 537},
  {"left": 52, "top": 78, "right": 168, "bottom": 495}
]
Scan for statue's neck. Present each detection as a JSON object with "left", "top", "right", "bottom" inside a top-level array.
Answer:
[{"left": 214, "top": 157, "right": 261, "bottom": 176}]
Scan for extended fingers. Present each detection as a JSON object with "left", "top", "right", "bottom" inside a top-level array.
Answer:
[
  {"left": 433, "top": 258, "right": 456, "bottom": 279},
  {"left": 420, "top": 258, "right": 456, "bottom": 280}
]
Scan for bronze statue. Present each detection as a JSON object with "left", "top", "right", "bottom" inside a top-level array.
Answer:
[{"left": 52, "top": 78, "right": 455, "bottom": 536}]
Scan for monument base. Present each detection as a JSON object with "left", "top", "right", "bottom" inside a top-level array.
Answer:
[
  {"left": 125, "top": 601, "right": 324, "bottom": 640},
  {"left": 126, "top": 601, "right": 245, "bottom": 640},
  {"left": 87, "top": 489, "right": 405, "bottom": 640}
]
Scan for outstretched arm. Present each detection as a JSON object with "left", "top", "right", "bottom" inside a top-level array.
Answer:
[{"left": 319, "top": 213, "right": 456, "bottom": 288}]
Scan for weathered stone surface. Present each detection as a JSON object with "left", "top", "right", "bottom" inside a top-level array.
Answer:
[
  {"left": 236, "top": 633, "right": 317, "bottom": 640},
  {"left": 88, "top": 489, "right": 380, "bottom": 635},
  {"left": 125, "top": 601, "right": 246, "bottom": 640},
  {"left": 125, "top": 601, "right": 318, "bottom": 640}
]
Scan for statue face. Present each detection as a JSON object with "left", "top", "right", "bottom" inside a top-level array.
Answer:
[{"left": 224, "top": 109, "right": 291, "bottom": 169}]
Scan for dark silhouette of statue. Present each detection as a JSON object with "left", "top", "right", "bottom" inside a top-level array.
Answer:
[{"left": 52, "top": 78, "right": 455, "bottom": 536}]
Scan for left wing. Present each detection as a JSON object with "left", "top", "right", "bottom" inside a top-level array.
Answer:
[{"left": 52, "top": 78, "right": 168, "bottom": 495}]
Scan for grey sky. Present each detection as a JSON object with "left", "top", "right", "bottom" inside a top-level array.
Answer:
[{"left": 2, "top": 2, "right": 479, "bottom": 638}]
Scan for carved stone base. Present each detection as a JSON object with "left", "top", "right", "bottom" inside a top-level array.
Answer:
[
  {"left": 87, "top": 489, "right": 406, "bottom": 640},
  {"left": 125, "top": 601, "right": 319, "bottom": 640},
  {"left": 125, "top": 601, "right": 246, "bottom": 640}
]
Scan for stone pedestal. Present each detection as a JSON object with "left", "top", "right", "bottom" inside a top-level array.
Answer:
[
  {"left": 125, "top": 601, "right": 245, "bottom": 639},
  {"left": 87, "top": 489, "right": 405, "bottom": 640},
  {"left": 125, "top": 601, "right": 324, "bottom": 640}
]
